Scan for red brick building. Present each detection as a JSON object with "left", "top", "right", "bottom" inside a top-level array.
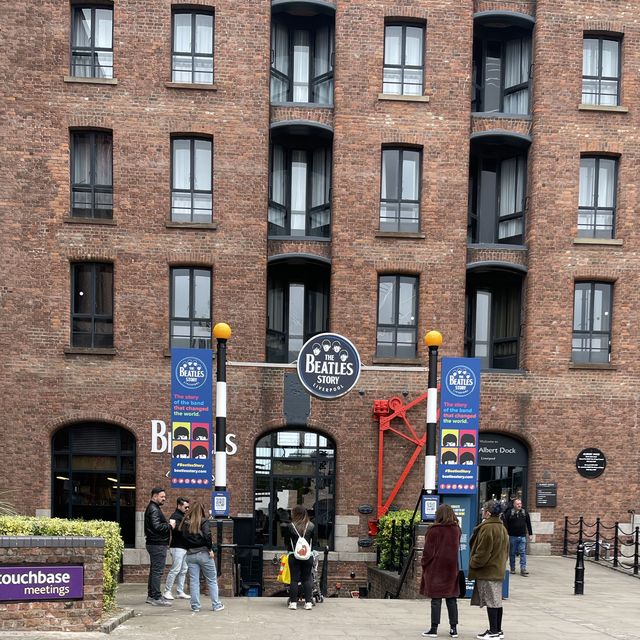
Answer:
[{"left": 2, "top": 0, "right": 639, "bottom": 581}]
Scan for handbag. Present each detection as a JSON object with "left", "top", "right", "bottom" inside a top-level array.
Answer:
[
  {"left": 457, "top": 548, "right": 467, "bottom": 598},
  {"left": 276, "top": 553, "right": 291, "bottom": 584}
]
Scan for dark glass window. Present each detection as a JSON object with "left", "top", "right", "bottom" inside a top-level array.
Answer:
[
  {"left": 578, "top": 156, "right": 617, "bottom": 239},
  {"left": 380, "top": 149, "right": 421, "bottom": 232},
  {"left": 171, "top": 137, "right": 212, "bottom": 223},
  {"left": 465, "top": 272, "right": 522, "bottom": 369},
  {"left": 52, "top": 423, "right": 136, "bottom": 546},
  {"left": 572, "top": 282, "right": 612, "bottom": 364},
  {"left": 71, "top": 262, "right": 113, "bottom": 348},
  {"left": 376, "top": 275, "right": 418, "bottom": 358},
  {"left": 383, "top": 23, "right": 424, "bottom": 96},
  {"left": 270, "top": 17, "right": 334, "bottom": 104},
  {"left": 172, "top": 10, "right": 214, "bottom": 84},
  {"left": 71, "top": 6, "right": 113, "bottom": 78},
  {"left": 269, "top": 143, "right": 331, "bottom": 238},
  {"left": 71, "top": 130, "right": 113, "bottom": 219},
  {"left": 254, "top": 430, "right": 336, "bottom": 550},
  {"left": 267, "top": 262, "right": 329, "bottom": 363},
  {"left": 170, "top": 267, "right": 212, "bottom": 349},
  {"left": 582, "top": 37, "right": 620, "bottom": 106}
]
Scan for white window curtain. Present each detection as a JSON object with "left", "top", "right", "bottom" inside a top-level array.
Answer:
[
  {"left": 504, "top": 39, "right": 530, "bottom": 114},
  {"left": 293, "top": 30, "right": 310, "bottom": 102},
  {"left": 73, "top": 135, "right": 91, "bottom": 185},
  {"left": 290, "top": 150, "right": 307, "bottom": 234},
  {"left": 498, "top": 156, "right": 525, "bottom": 240},
  {"left": 95, "top": 134, "right": 112, "bottom": 186}
]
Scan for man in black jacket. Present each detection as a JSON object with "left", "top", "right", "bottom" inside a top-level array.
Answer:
[
  {"left": 503, "top": 498, "right": 533, "bottom": 576},
  {"left": 144, "top": 487, "right": 174, "bottom": 605}
]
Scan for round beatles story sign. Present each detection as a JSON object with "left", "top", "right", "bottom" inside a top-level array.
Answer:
[{"left": 296, "top": 333, "right": 361, "bottom": 400}]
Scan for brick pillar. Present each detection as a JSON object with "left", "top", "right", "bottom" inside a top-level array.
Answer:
[{"left": 215, "top": 519, "right": 235, "bottom": 597}]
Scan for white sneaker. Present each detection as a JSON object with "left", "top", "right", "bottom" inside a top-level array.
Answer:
[
  {"left": 176, "top": 591, "right": 190, "bottom": 599},
  {"left": 304, "top": 602, "right": 313, "bottom": 610},
  {"left": 163, "top": 590, "right": 175, "bottom": 600},
  {"left": 288, "top": 602, "right": 297, "bottom": 610}
]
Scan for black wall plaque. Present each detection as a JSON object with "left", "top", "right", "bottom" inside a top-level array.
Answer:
[
  {"left": 576, "top": 448, "right": 606, "bottom": 479},
  {"left": 535, "top": 482, "right": 557, "bottom": 507}
]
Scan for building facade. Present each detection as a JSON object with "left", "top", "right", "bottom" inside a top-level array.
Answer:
[{"left": 2, "top": 0, "right": 639, "bottom": 579}]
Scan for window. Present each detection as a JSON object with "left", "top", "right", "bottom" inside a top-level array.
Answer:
[
  {"left": 582, "top": 37, "right": 620, "bottom": 106},
  {"left": 269, "top": 143, "right": 331, "bottom": 238},
  {"left": 270, "top": 17, "right": 334, "bottom": 104},
  {"left": 71, "top": 130, "right": 113, "bottom": 219},
  {"left": 71, "top": 262, "right": 113, "bottom": 348},
  {"left": 171, "top": 137, "right": 212, "bottom": 223},
  {"left": 267, "top": 261, "right": 329, "bottom": 363},
  {"left": 572, "top": 282, "right": 612, "bottom": 364},
  {"left": 578, "top": 157, "right": 617, "bottom": 238},
  {"left": 172, "top": 9, "right": 214, "bottom": 83},
  {"left": 170, "top": 267, "right": 212, "bottom": 349},
  {"left": 465, "top": 271, "right": 522, "bottom": 370},
  {"left": 379, "top": 148, "right": 421, "bottom": 232},
  {"left": 71, "top": 5, "right": 113, "bottom": 78},
  {"left": 383, "top": 24, "right": 424, "bottom": 96},
  {"left": 376, "top": 275, "right": 418, "bottom": 358}
]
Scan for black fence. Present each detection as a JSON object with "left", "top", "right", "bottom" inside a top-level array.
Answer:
[
  {"left": 385, "top": 519, "right": 416, "bottom": 574},
  {"left": 563, "top": 516, "right": 640, "bottom": 575}
]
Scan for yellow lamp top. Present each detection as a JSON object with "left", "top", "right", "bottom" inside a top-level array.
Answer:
[
  {"left": 213, "top": 322, "right": 232, "bottom": 340},
  {"left": 424, "top": 330, "right": 443, "bottom": 348}
]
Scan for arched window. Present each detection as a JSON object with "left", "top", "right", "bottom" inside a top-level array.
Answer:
[
  {"left": 254, "top": 429, "right": 336, "bottom": 550},
  {"left": 52, "top": 423, "right": 136, "bottom": 546}
]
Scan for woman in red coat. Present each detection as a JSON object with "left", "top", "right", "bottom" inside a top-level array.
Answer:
[{"left": 420, "top": 504, "right": 461, "bottom": 638}]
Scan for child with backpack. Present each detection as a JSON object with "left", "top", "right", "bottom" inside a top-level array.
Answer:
[{"left": 283, "top": 505, "right": 315, "bottom": 610}]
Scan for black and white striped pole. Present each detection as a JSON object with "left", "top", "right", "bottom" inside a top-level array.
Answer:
[
  {"left": 424, "top": 331, "right": 443, "bottom": 494},
  {"left": 213, "top": 322, "right": 231, "bottom": 493}
]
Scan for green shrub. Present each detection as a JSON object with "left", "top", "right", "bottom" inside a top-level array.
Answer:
[
  {"left": 376, "top": 509, "right": 420, "bottom": 569},
  {"left": 0, "top": 516, "right": 124, "bottom": 611}
]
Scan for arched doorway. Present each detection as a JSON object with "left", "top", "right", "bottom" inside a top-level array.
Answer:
[
  {"left": 52, "top": 423, "right": 136, "bottom": 546},
  {"left": 254, "top": 429, "right": 336, "bottom": 549}
]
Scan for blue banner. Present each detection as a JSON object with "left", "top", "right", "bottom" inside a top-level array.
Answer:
[
  {"left": 170, "top": 348, "right": 213, "bottom": 489},
  {"left": 438, "top": 357, "right": 481, "bottom": 494}
]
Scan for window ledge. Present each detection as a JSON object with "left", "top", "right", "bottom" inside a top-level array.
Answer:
[
  {"left": 578, "top": 104, "right": 628, "bottom": 113},
  {"left": 471, "top": 111, "right": 531, "bottom": 120},
  {"left": 376, "top": 231, "right": 425, "bottom": 239},
  {"left": 64, "top": 347, "right": 116, "bottom": 356},
  {"left": 378, "top": 93, "right": 430, "bottom": 103},
  {"left": 270, "top": 101, "right": 333, "bottom": 109},
  {"left": 165, "top": 82, "right": 218, "bottom": 91},
  {"left": 268, "top": 235, "right": 331, "bottom": 242},
  {"left": 372, "top": 357, "right": 421, "bottom": 365},
  {"left": 467, "top": 242, "right": 527, "bottom": 251},
  {"left": 63, "top": 76, "right": 118, "bottom": 85},
  {"left": 64, "top": 215, "right": 116, "bottom": 225},
  {"left": 569, "top": 362, "right": 616, "bottom": 370},
  {"left": 166, "top": 221, "right": 218, "bottom": 230},
  {"left": 573, "top": 237, "right": 623, "bottom": 246}
]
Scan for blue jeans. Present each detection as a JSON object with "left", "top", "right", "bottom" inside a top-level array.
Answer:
[
  {"left": 186, "top": 551, "right": 222, "bottom": 611},
  {"left": 165, "top": 547, "right": 188, "bottom": 593},
  {"left": 509, "top": 535, "right": 527, "bottom": 570}
]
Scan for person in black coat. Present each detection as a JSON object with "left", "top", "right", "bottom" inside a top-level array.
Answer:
[
  {"left": 283, "top": 505, "right": 315, "bottom": 610},
  {"left": 502, "top": 498, "right": 533, "bottom": 575},
  {"left": 144, "top": 487, "right": 174, "bottom": 606}
]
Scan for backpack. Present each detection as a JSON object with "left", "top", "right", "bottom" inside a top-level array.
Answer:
[{"left": 291, "top": 522, "right": 311, "bottom": 560}]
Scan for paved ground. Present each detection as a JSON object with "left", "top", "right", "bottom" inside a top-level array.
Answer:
[{"left": 2, "top": 558, "right": 639, "bottom": 639}]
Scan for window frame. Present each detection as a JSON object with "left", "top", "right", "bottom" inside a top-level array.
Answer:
[
  {"left": 382, "top": 22, "right": 425, "bottom": 96},
  {"left": 70, "top": 4, "right": 114, "bottom": 79},
  {"left": 379, "top": 147, "right": 422, "bottom": 233},
  {"left": 171, "top": 8, "right": 215, "bottom": 84},
  {"left": 170, "top": 136, "right": 213, "bottom": 223},
  {"left": 70, "top": 262, "right": 114, "bottom": 348},
  {"left": 578, "top": 155, "right": 618, "bottom": 239},
  {"left": 169, "top": 267, "right": 213, "bottom": 350},
  {"left": 582, "top": 35, "right": 621, "bottom": 106},
  {"left": 375, "top": 274, "right": 419, "bottom": 359},
  {"left": 572, "top": 281, "right": 613, "bottom": 364}
]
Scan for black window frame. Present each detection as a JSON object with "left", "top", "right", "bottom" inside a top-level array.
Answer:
[
  {"left": 379, "top": 147, "right": 422, "bottom": 233},
  {"left": 375, "top": 274, "right": 419, "bottom": 359},
  {"left": 170, "top": 136, "right": 213, "bottom": 223},
  {"left": 382, "top": 22, "right": 425, "bottom": 96},
  {"left": 71, "top": 262, "right": 114, "bottom": 348},
  {"left": 582, "top": 35, "right": 621, "bottom": 106},
  {"left": 572, "top": 281, "right": 613, "bottom": 364},
  {"left": 578, "top": 155, "right": 618, "bottom": 239},
  {"left": 171, "top": 8, "right": 215, "bottom": 84},
  {"left": 169, "top": 267, "right": 212, "bottom": 350},
  {"left": 70, "top": 129, "right": 113, "bottom": 219},
  {"left": 70, "top": 4, "right": 114, "bottom": 79}
]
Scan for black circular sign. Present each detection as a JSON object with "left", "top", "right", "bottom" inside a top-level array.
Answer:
[
  {"left": 576, "top": 448, "right": 606, "bottom": 479},
  {"left": 296, "top": 333, "right": 361, "bottom": 399}
]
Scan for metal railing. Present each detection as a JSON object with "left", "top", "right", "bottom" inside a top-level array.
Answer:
[{"left": 563, "top": 515, "right": 639, "bottom": 575}]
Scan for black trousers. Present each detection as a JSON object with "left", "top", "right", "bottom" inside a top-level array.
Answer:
[
  {"left": 288, "top": 556, "right": 313, "bottom": 603},
  {"left": 431, "top": 597, "right": 459, "bottom": 626},
  {"left": 146, "top": 544, "right": 168, "bottom": 599}
]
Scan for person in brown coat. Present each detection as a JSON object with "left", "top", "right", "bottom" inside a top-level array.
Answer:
[
  {"left": 468, "top": 500, "right": 509, "bottom": 640},
  {"left": 420, "top": 504, "right": 461, "bottom": 638}
]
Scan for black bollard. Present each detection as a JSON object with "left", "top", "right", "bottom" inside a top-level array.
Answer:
[{"left": 574, "top": 542, "right": 585, "bottom": 595}]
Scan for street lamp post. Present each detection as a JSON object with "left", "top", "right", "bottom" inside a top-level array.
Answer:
[
  {"left": 424, "top": 330, "right": 443, "bottom": 494},
  {"left": 213, "top": 323, "right": 231, "bottom": 492}
]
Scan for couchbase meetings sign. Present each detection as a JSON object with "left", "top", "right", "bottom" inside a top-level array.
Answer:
[{"left": 0, "top": 565, "right": 84, "bottom": 602}]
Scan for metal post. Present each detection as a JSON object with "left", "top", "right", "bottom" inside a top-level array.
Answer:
[
  {"left": 398, "top": 521, "right": 405, "bottom": 575},
  {"left": 563, "top": 516, "right": 569, "bottom": 556},
  {"left": 423, "top": 331, "right": 442, "bottom": 493},
  {"left": 634, "top": 527, "right": 639, "bottom": 576},
  {"left": 390, "top": 520, "right": 396, "bottom": 570},
  {"left": 574, "top": 542, "right": 585, "bottom": 595},
  {"left": 613, "top": 522, "right": 619, "bottom": 568},
  {"left": 595, "top": 518, "right": 601, "bottom": 561},
  {"left": 578, "top": 516, "right": 584, "bottom": 545},
  {"left": 213, "top": 323, "right": 231, "bottom": 492}
]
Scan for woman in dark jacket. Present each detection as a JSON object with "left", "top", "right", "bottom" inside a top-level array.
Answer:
[
  {"left": 420, "top": 504, "right": 461, "bottom": 638},
  {"left": 283, "top": 505, "right": 315, "bottom": 610}
]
